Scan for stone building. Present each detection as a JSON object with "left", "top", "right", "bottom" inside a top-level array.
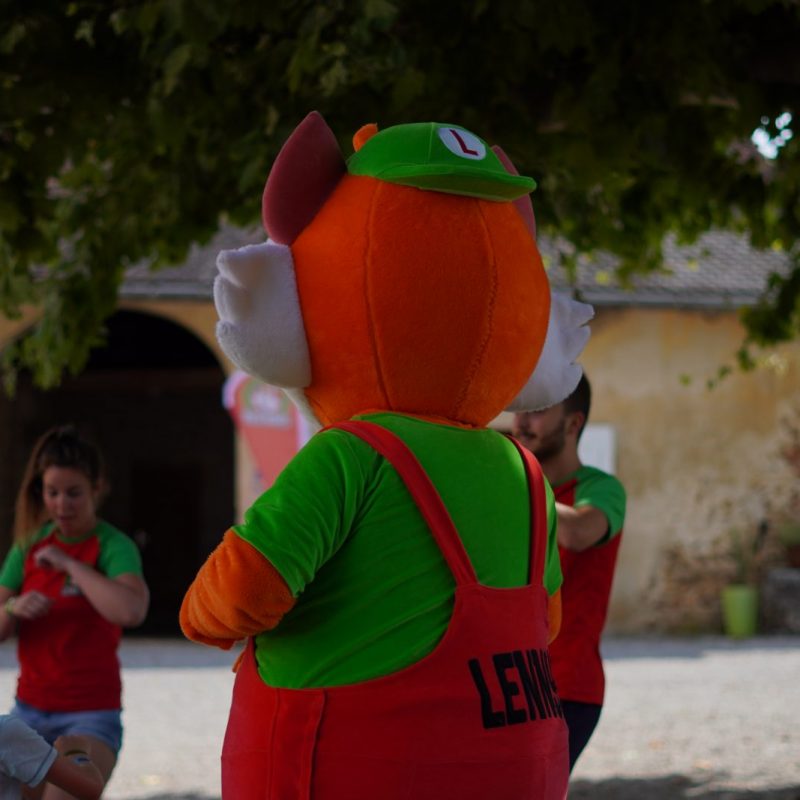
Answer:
[{"left": 1, "top": 229, "right": 797, "bottom": 634}]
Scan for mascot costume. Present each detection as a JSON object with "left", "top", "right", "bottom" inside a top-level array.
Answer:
[{"left": 180, "top": 112, "right": 593, "bottom": 800}]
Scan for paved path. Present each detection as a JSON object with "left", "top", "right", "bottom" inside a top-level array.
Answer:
[
  {"left": 1, "top": 637, "right": 798, "bottom": 799},
  {"left": 569, "top": 637, "right": 800, "bottom": 799}
]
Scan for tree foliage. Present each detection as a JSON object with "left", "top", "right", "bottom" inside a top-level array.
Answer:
[{"left": 2, "top": 0, "right": 800, "bottom": 387}]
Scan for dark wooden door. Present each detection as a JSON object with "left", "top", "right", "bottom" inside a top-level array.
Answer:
[{"left": 131, "top": 462, "right": 205, "bottom": 635}]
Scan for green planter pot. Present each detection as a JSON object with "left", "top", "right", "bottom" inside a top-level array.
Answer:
[{"left": 721, "top": 584, "right": 758, "bottom": 638}]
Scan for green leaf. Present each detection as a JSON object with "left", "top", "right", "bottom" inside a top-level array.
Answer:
[
  {"left": 0, "top": 22, "right": 27, "bottom": 54},
  {"left": 75, "top": 19, "right": 95, "bottom": 46},
  {"left": 162, "top": 43, "right": 195, "bottom": 95}
]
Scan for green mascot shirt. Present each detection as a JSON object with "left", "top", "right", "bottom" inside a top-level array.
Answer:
[{"left": 234, "top": 412, "right": 561, "bottom": 688}]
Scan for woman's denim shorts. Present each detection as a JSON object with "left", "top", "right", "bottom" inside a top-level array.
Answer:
[{"left": 11, "top": 699, "right": 123, "bottom": 754}]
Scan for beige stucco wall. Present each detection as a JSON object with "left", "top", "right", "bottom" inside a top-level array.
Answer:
[
  {"left": 0, "top": 301, "right": 226, "bottom": 365},
  {"left": 583, "top": 307, "right": 800, "bottom": 632}
]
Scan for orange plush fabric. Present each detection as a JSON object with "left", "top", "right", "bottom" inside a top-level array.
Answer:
[
  {"left": 292, "top": 175, "right": 550, "bottom": 427},
  {"left": 352, "top": 123, "right": 378, "bottom": 151},
  {"left": 547, "top": 588, "right": 562, "bottom": 644},
  {"left": 180, "top": 530, "right": 295, "bottom": 649}
]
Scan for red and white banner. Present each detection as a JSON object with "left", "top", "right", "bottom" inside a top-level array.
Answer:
[{"left": 223, "top": 372, "right": 312, "bottom": 489}]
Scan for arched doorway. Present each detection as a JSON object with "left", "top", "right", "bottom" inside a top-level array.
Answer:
[{"left": 0, "top": 310, "right": 234, "bottom": 635}]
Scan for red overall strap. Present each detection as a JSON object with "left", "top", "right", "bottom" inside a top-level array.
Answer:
[
  {"left": 330, "top": 420, "right": 478, "bottom": 586},
  {"left": 507, "top": 437, "right": 548, "bottom": 587}
]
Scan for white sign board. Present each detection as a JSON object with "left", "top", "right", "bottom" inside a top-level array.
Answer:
[{"left": 578, "top": 424, "right": 617, "bottom": 475}]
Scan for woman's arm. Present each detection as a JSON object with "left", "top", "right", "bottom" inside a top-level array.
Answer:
[
  {"left": 0, "top": 585, "right": 15, "bottom": 641},
  {"left": 34, "top": 545, "right": 149, "bottom": 627}
]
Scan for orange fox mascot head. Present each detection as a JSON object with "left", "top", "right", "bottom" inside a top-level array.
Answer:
[{"left": 215, "top": 112, "right": 591, "bottom": 425}]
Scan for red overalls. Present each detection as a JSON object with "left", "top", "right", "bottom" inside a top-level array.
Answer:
[
  {"left": 19, "top": 531, "right": 122, "bottom": 711},
  {"left": 222, "top": 420, "right": 568, "bottom": 799}
]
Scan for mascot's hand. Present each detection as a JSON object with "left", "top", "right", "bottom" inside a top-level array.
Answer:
[
  {"left": 507, "top": 292, "right": 594, "bottom": 412},
  {"left": 180, "top": 530, "right": 296, "bottom": 648},
  {"left": 214, "top": 241, "right": 311, "bottom": 388}
]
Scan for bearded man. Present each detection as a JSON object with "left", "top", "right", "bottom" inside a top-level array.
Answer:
[{"left": 513, "top": 375, "right": 626, "bottom": 772}]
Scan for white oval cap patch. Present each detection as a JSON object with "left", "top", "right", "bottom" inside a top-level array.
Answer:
[{"left": 438, "top": 127, "right": 487, "bottom": 160}]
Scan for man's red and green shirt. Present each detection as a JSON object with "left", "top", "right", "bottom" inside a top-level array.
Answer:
[{"left": 548, "top": 466, "right": 626, "bottom": 705}]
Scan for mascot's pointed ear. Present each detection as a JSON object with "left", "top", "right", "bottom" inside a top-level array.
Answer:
[
  {"left": 492, "top": 145, "right": 537, "bottom": 241},
  {"left": 353, "top": 122, "right": 379, "bottom": 151},
  {"left": 262, "top": 111, "right": 347, "bottom": 245}
]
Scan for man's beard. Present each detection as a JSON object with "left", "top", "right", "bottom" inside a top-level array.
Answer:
[{"left": 529, "top": 420, "right": 567, "bottom": 463}]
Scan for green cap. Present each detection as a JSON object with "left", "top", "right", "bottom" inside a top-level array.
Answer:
[{"left": 347, "top": 122, "right": 536, "bottom": 201}]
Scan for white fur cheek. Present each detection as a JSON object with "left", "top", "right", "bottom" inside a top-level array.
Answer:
[
  {"left": 507, "top": 293, "right": 594, "bottom": 411},
  {"left": 214, "top": 275, "right": 250, "bottom": 323},
  {"left": 215, "top": 320, "right": 247, "bottom": 372},
  {"left": 213, "top": 241, "right": 312, "bottom": 389}
]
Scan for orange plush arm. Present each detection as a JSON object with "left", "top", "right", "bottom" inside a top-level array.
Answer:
[
  {"left": 180, "top": 529, "right": 296, "bottom": 649},
  {"left": 547, "top": 589, "right": 562, "bottom": 645}
]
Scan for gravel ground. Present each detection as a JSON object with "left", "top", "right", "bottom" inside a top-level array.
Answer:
[
  {"left": 1, "top": 636, "right": 798, "bottom": 799},
  {"left": 569, "top": 637, "right": 800, "bottom": 799}
]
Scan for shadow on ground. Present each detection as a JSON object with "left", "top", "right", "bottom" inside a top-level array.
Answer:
[
  {"left": 601, "top": 635, "right": 800, "bottom": 661},
  {"left": 115, "top": 781, "right": 800, "bottom": 800},
  {"left": 569, "top": 775, "right": 800, "bottom": 799},
  {"left": 115, "top": 795, "right": 219, "bottom": 800}
]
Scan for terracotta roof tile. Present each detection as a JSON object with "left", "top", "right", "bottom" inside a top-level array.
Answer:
[
  {"left": 121, "top": 227, "right": 791, "bottom": 309},
  {"left": 542, "top": 231, "right": 791, "bottom": 308}
]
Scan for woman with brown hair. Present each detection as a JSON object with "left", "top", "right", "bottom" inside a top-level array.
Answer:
[{"left": 0, "top": 425, "right": 149, "bottom": 799}]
